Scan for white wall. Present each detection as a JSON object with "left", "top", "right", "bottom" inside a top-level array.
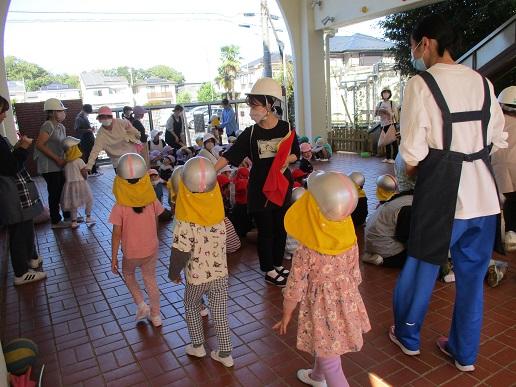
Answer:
[{"left": 0, "top": 0, "right": 16, "bottom": 143}]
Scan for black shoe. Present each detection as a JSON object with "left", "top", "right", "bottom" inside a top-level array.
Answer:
[{"left": 265, "top": 272, "right": 287, "bottom": 287}]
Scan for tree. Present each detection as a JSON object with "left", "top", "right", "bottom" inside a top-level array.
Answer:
[
  {"left": 177, "top": 90, "right": 192, "bottom": 104},
  {"left": 197, "top": 82, "right": 218, "bottom": 102},
  {"left": 147, "top": 65, "right": 185, "bottom": 83},
  {"left": 215, "top": 45, "right": 241, "bottom": 99},
  {"left": 380, "top": 0, "right": 516, "bottom": 76},
  {"left": 274, "top": 60, "right": 295, "bottom": 125},
  {"left": 100, "top": 66, "right": 148, "bottom": 83}
]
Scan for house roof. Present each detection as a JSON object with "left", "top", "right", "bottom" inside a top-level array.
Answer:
[
  {"left": 329, "top": 33, "right": 393, "bottom": 53},
  {"left": 80, "top": 71, "right": 129, "bottom": 87},
  {"left": 245, "top": 52, "right": 292, "bottom": 68},
  {"left": 134, "top": 76, "right": 175, "bottom": 86},
  {"left": 40, "top": 83, "right": 71, "bottom": 90},
  {"left": 7, "top": 80, "right": 26, "bottom": 93}
]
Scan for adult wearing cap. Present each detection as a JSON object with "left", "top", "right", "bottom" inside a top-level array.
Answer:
[
  {"left": 220, "top": 98, "right": 238, "bottom": 139},
  {"left": 492, "top": 86, "right": 516, "bottom": 250},
  {"left": 389, "top": 15, "right": 507, "bottom": 372},
  {"left": 85, "top": 106, "right": 143, "bottom": 172},
  {"left": 375, "top": 88, "right": 399, "bottom": 163},
  {"left": 74, "top": 104, "right": 99, "bottom": 176},
  {"left": 34, "top": 98, "right": 71, "bottom": 228},
  {"left": 215, "top": 77, "right": 300, "bottom": 287},
  {"left": 165, "top": 104, "right": 186, "bottom": 149}
]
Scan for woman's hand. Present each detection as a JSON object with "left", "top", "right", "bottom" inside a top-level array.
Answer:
[
  {"left": 17, "top": 135, "right": 33, "bottom": 149},
  {"left": 111, "top": 257, "right": 119, "bottom": 275},
  {"left": 55, "top": 158, "right": 66, "bottom": 168},
  {"left": 273, "top": 311, "right": 293, "bottom": 335}
]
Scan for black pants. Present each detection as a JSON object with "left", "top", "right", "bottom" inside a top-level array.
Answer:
[
  {"left": 504, "top": 191, "right": 516, "bottom": 232},
  {"left": 8, "top": 219, "right": 37, "bottom": 277},
  {"left": 229, "top": 204, "right": 253, "bottom": 237},
  {"left": 382, "top": 125, "right": 399, "bottom": 160},
  {"left": 351, "top": 197, "right": 368, "bottom": 227},
  {"left": 253, "top": 208, "right": 287, "bottom": 272},
  {"left": 383, "top": 250, "right": 407, "bottom": 268},
  {"left": 42, "top": 171, "right": 70, "bottom": 224},
  {"left": 80, "top": 131, "right": 97, "bottom": 174}
]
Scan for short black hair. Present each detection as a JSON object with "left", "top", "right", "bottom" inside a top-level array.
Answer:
[
  {"left": 123, "top": 106, "right": 133, "bottom": 114},
  {"left": 0, "top": 95, "right": 10, "bottom": 114},
  {"left": 274, "top": 106, "right": 283, "bottom": 116},
  {"left": 174, "top": 104, "right": 184, "bottom": 112},
  {"left": 411, "top": 14, "right": 459, "bottom": 58},
  {"left": 222, "top": 98, "right": 229, "bottom": 105},
  {"left": 83, "top": 104, "right": 93, "bottom": 114}
]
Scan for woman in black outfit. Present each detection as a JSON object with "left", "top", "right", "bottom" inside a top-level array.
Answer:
[{"left": 165, "top": 104, "right": 186, "bottom": 149}]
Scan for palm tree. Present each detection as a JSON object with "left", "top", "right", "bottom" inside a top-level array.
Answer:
[{"left": 215, "top": 45, "right": 241, "bottom": 100}]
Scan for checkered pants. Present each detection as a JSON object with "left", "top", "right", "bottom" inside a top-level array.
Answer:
[{"left": 184, "top": 276, "right": 232, "bottom": 352}]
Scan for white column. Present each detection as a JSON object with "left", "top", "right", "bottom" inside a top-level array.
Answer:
[
  {"left": 0, "top": 0, "right": 16, "bottom": 143},
  {"left": 278, "top": 0, "right": 327, "bottom": 140}
]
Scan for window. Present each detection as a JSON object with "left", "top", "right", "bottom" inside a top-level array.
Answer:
[
  {"left": 93, "top": 90, "right": 102, "bottom": 96},
  {"left": 359, "top": 52, "right": 383, "bottom": 66}
]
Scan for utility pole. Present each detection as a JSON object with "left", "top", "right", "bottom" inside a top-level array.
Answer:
[{"left": 261, "top": 0, "right": 272, "bottom": 77}]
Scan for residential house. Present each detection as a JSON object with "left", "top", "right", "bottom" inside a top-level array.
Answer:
[
  {"left": 133, "top": 77, "right": 176, "bottom": 106},
  {"left": 235, "top": 52, "right": 290, "bottom": 96},
  {"left": 329, "top": 33, "right": 402, "bottom": 126},
  {"left": 24, "top": 83, "right": 81, "bottom": 103},
  {"left": 79, "top": 71, "right": 133, "bottom": 110},
  {"left": 7, "top": 80, "right": 26, "bottom": 102}
]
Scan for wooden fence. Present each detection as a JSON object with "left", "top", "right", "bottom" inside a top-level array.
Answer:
[{"left": 327, "top": 126, "right": 371, "bottom": 153}]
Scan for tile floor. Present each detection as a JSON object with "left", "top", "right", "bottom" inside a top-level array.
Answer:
[{"left": 0, "top": 153, "right": 514, "bottom": 387}]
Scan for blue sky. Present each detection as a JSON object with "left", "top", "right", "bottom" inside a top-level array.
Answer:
[{"left": 5, "top": 0, "right": 383, "bottom": 82}]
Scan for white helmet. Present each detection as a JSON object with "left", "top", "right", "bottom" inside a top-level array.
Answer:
[
  {"left": 43, "top": 98, "right": 67, "bottom": 111},
  {"left": 247, "top": 77, "right": 283, "bottom": 101},
  {"left": 308, "top": 172, "right": 358, "bottom": 221},
  {"left": 376, "top": 174, "right": 397, "bottom": 192},
  {"left": 117, "top": 153, "right": 147, "bottom": 180},
  {"left": 291, "top": 187, "right": 306, "bottom": 203},
  {"left": 62, "top": 136, "right": 80, "bottom": 150},
  {"left": 348, "top": 172, "right": 365, "bottom": 188},
  {"left": 181, "top": 156, "right": 217, "bottom": 193},
  {"left": 203, "top": 132, "right": 216, "bottom": 144},
  {"left": 498, "top": 86, "right": 516, "bottom": 106},
  {"left": 169, "top": 165, "right": 184, "bottom": 202}
]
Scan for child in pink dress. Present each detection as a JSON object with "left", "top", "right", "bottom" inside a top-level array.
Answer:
[
  {"left": 109, "top": 153, "right": 164, "bottom": 327},
  {"left": 274, "top": 172, "right": 370, "bottom": 387}
]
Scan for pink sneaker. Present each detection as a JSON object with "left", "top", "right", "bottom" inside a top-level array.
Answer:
[
  {"left": 436, "top": 336, "right": 475, "bottom": 372},
  {"left": 389, "top": 325, "right": 420, "bottom": 356}
]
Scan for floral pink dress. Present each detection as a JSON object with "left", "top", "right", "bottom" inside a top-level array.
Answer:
[{"left": 284, "top": 243, "right": 371, "bottom": 357}]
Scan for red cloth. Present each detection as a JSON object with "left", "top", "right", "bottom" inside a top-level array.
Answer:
[
  {"left": 262, "top": 129, "right": 296, "bottom": 206},
  {"left": 234, "top": 167, "right": 250, "bottom": 205},
  {"left": 217, "top": 174, "right": 230, "bottom": 188}
]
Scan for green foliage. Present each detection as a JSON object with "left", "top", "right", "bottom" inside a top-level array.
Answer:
[
  {"left": 145, "top": 100, "right": 167, "bottom": 107},
  {"left": 380, "top": 0, "right": 516, "bottom": 76},
  {"left": 176, "top": 90, "right": 192, "bottom": 104},
  {"left": 147, "top": 65, "right": 184, "bottom": 83},
  {"left": 216, "top": 45, "right": 241, "bottom": 99},
  {"left": 197, "top": 82, "right": 218, "bottom": 102}
]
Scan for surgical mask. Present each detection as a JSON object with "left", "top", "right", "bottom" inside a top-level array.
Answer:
[
  {"left": 100, "top": 119, "right": 112, "bottom": 127},
  {"left": 250, "top": 108, "right": 268, "bottom": 124},
  {"left": 56, "top": 111, "right": 66, "bottom": 122},
  {"left": 410, "top": 40, "right": 427, "bottom": 72}
]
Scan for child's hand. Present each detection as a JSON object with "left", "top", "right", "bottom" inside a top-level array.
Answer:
[
  {"left": 273, "top": 313, "right": 292, "bottom": 335},
  {"left": 111, "top": 257, "right": 119, "bottom": 275}
]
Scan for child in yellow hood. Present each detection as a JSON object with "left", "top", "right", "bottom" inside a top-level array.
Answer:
[
  {"left": 60, "top": 136, "right": 94, "bottom": 229},
  {"left": 273, "top": 172, "right": 370, "bottom": 387}
]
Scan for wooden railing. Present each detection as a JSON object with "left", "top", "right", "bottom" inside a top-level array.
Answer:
[{"left": 328, "top": 125, "right": 370, "bottom": 153}]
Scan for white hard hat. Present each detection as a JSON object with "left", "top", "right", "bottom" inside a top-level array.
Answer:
[
  {"left": 376, "top": 174, "right": 397, "bottom": 192},
  {"left": 348, "top": 172, "right": 365, "bottom": 188},
  {"left": 181, "top": 156, "right": 217, "bottom": 193},
  {"left": 62, "top": 136, "right": 80, "bottom": 150},
  {"left": 308, "top": 172, "right": 358, "bottom": 221},
  {"left": 150, "top": 129, "right": 162, "bottom": 139},
  {"left": 247, "top": 77, "right": 283, "bottom": 101},
  {"left": 43, "top": 98, "right": 67, "bottom": 111},
  {"left": 306, "top": 170, "right": 325, "bottom": 189},
  {"left": 170, "top": 165, "right": 184, "bottom": 201},
  {"left": 498, "top": 86, "right": 516, "bottom": 105},
  {"left": 117, "top": 153, "right": 147, "bottom": 180},
  {"left": 203, "top": 133, "right": 216, "bottom": 143},
  {"left": 291, "top": 187, "right": 306, "bottom": 203}
]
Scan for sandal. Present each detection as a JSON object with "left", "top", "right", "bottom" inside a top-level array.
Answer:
[
  {"left": 265, "top": 272, "right": 287, "bottom": 287},
  {"left": 275, "top": 266, "right": 290, "bottom": 276}
]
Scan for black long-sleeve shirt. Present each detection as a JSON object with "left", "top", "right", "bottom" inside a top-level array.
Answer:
[{"left": 0, "top": 137, "right": 28, "bottom": 177}]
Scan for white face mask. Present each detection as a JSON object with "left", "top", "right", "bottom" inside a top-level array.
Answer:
[
  {"left": 56, "top": 111, "right": 66, "bottom": 122},
  {"left": 100, "top": 119, "right": 112, "bottom": 127}
]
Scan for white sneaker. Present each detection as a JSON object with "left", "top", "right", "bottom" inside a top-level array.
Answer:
[
  {"left": 200, "top": 307, "right": 209, "bottom": 317},
  {"left": 210, "top": 350, "right": 234, "bottom": 367},
  {"left": 505, "top": 231, "right": 516, "bottom": 252},
  {"left": 148, "top": 314, "right": 162, "bottom": 327},
  {"left": 136, "top": 303, "right": 150, "bottom": 321},
  {"left": 382, "top": 158, "right": 389, "bottom": 163},
  {"left": 389, "top": 325, "right": 420, "bottom": 356},
  {"left": 387, "top": 159, "right": 396, "bottom": 164},
  {"left": 296, "top": 369, "right": 327, "bottom": 386},
  {"left": 29, "top": 256, "right": 43, "bottom": 269},
  {"left": 361, "top": 253, "right": 383, "bottom": 265},
  {"left": 14, "top": 270, "right": 47, "bottom": 286},
  {"left": 185, "top": 344, "right": 206, "bottom": 358}
]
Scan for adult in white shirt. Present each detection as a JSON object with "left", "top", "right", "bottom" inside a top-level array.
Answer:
[
  {"left": 375, "top": 88, "right": 399, "bottom": 163},
  {"left": 85, "top": 106, "right": 142, "bottom": 172},
  {"left": 389, "top": 15, "right": 507, "bottom": 373}
]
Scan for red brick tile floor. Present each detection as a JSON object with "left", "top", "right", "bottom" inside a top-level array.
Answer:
[{"left": 1, "top": 153, "right": 515, "bottom": 387}]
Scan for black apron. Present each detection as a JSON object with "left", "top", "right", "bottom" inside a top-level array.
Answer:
[{"left": 407, "top": 71, "right": 498, "bottom": 265}]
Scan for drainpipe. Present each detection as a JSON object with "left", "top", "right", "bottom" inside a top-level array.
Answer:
[{"left": 324, "top": 29, "right": 336, "bottom": 134}]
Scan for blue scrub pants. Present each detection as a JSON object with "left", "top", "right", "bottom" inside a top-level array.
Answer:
[{"left": 393, "top": 215, "right": 496, "bottom": 366}]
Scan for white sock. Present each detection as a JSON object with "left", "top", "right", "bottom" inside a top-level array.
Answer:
[
  {"left": 267, "top": 270, "right": 284, "bottom": 281},
  {"left": 275, "top": 266, "right": 289, "bottom": 273}
]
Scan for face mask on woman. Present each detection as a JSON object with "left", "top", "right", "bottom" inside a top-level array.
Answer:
[
  {"left": 250, "top": 105, "right": 269, "bottom": 123},
  {"left": 55, "top": 111, "right": 66, "bottom": 122},
  {"left": 100, "top": 119, "right": 113, "bottom": 127},
  {"left": 411, "top": 40, "right": 427, "bottom": 72}
]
